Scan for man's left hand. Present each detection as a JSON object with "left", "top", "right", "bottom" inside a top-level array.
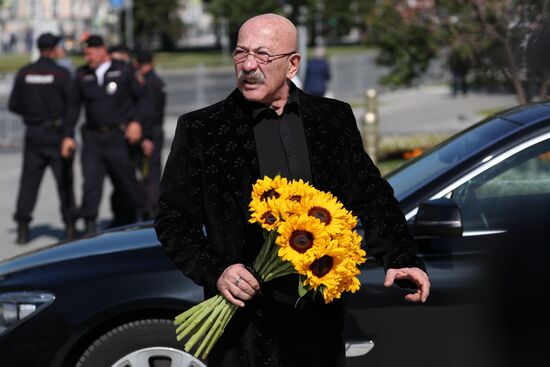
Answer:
[
  {"left": 384, "top": 267, "right": 430, "bottom": 303},
  {"left": 126, "top": 121, "right": 142, "bottom": 144}
]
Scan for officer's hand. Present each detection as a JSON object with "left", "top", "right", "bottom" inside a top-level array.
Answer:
[
  {"left": 61, "top": 137, "right": 76, "bottom": 158},
  {"left": 141, "top": 139, "right": 154, "bottom": 157},
  {"left": 217, "top": 264, "right": 260, "bottom": 308},
  {"left": 126, "top": 121, "right": 142, "bottom": 144}
]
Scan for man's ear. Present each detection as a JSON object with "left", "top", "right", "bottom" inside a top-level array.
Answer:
[{"left": 286, "top": 54, "right": 301, "bottom": 79}]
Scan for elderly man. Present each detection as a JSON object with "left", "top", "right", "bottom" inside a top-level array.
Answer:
[{"left": 155, "top": 13, "right": 430, "bottom": 367}]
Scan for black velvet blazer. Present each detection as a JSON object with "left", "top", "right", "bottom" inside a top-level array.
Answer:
[{"left": 155, "top": 88, "right": 424, "bottom": 296}]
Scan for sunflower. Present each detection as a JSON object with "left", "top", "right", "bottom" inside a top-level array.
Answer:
[
  {"left": 249, "top": 199, "right": 282, "bottom": 231},
  {"left": 251, "top": 175, "right": 289, "bottom": 203},
  {"left": 275, "top": 214, "right": 331, "bottom": 268},
  {"left": 301, "top": 191, "right": 356, "bottom": 235},
  {"left": 332, "top": 230, "right": 365, "bottom": 253},
  {"left": 300, "top": 238, "right": 365, "bottom": 303}
]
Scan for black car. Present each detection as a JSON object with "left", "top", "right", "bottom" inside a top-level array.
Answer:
[{"left": 1, "top": 103, "right": 549, "bottom": 367}]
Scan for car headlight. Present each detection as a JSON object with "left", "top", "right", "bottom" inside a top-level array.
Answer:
[{"left": 0, "top": 291, "right": 55, "bottom": 334}]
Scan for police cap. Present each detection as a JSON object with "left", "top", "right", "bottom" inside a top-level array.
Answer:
[
  {"left": 135, "top": 50, "right": 153, "bottom": 64},
  {"left": 37, "top": 33, "right": 61, "bottom": 51},
  {"left": 83, "top": 34, "right": 105, "bottom": 48}
]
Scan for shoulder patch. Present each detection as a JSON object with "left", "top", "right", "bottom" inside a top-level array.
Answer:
[{"left": 24, "top": 74, "right": 54, "bottom": 84}]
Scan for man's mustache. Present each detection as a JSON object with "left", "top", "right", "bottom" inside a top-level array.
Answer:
[{"left": 238, "top": 70, "right": 265, "bottom": 84}]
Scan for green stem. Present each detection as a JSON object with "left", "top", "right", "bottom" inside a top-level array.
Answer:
[
  {"left": 200, "top": 301, "right": 238, "bottom": 359},
  {"left": 257, "top": 240, "right": 280, "bottom": 278},
  {"left": 260, "top": 249, "right": 289, "bottom": 279},
  {"left": 185, "top": 296, "right": 228, "bottom": 352},
  {"left": 253, "top": 230, "right": 276, "bottom": 270},
  {"left": 194, "top": 300, "right": 231, "bottom": 357},
  {"left": 263, "top": 262, "right": 296, "bottom": 282},
  {"left": 176, "top": 295, "right": 223, "bottom": 340},
  {"left": 174, "top": 295, "right": 217, "bottom": 325}
]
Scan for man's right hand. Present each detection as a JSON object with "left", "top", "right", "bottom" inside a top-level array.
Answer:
[
  {"left": 61, "top": 137, "right": 76, "bottom": 158},
  {"left": 217, "top": 264, "right": 260, "bottom": 307}
]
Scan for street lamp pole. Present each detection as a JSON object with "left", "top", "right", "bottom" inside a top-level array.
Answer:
[{"left": 125, "top": 0, "right": 134, "bottom": 49}]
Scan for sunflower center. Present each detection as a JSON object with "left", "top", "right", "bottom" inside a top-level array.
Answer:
[
  {"left": 289, "top": 230, "right": 314, "bottom": 253},
  {"left": 261, "top": 211, "right": 277, "bottom": 225},
  {"left": 308, "top": 206, "right": 332, "bottom": 225},
  {"left": 290, "top": 195, "right": 302, "bottom": 202},
  {"left": 310, "top": 255, "right": 334, "bottom": 278},
  {"left": 261, "top": 189, "right": 280, "bottom": 201}
]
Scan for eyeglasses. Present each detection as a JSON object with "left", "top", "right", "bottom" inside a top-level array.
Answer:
[{"left": 232, "top": 49, "right": 297, "bottom": 64}]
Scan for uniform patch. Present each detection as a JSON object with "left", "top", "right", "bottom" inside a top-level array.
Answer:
[
  {"left": 25, "top": 74, "right": 54, "bottom": 84},
  {"left": 106, "top": 70, "right": 122, "bottom": 78}
]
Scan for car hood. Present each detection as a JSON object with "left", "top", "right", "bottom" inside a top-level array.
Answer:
[{"left": 0, "top": 224, "right": 160, "bottom": 278}]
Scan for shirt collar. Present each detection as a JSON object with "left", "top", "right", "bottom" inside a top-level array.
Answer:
[
  {"left": 249, "top": 81, "right": 300, "bottom": 120},
  {"left": 95, "top": 60, "right": 112, "bottom": 86}
]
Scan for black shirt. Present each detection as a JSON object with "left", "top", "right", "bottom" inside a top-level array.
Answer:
[{"left": 251, "top": 85, "right": 312, "bottom": 182}]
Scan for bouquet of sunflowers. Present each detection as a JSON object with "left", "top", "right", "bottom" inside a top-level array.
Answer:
[{"left": 173, "top": 175, "right": 366, "bottom": 360}]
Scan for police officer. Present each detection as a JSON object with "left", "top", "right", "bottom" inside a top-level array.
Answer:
[
  {"left": 8, "top": 32, "right": 77, "bottom": 244},
  {"left": 134, "top": 50, "right": 166, "bottom": 219},
  {"left": 62, "top": 34, "right": 148, "bottom": 234}
]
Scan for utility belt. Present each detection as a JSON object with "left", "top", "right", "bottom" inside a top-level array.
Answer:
[
  {"left": 25, "top": 118, "right": 62, "bottom": 131},
  {"left": 82, "top": 123, "right": 127, "bottom": 134}
]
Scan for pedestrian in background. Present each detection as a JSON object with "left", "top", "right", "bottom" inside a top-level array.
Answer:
[
  {"left": 55, "top": 38, "right": 75, "bottom": 76},
  {"left": 8, "top": 32, "right": 77, "bottom": 243},
  {"left": 304, "top": 45, "right": 331, "bottom": 97},
  {"left": 62, "top": 34, "right": 148, "bottom": 234},
  {"left": 135, "top": 50, "right": 166, "bottom": 219},
  {"left": 448, "top": 46, "right": 471, "bottom": 97}
]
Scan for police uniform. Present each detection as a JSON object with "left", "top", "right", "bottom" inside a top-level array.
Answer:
[
  {"left": 139, "top": 66, "right": 166, "bottom": 218},
  {"left": 65, "top": 56, "right": 148, "bottom": 231},
  {"left": 8, "top": 34, "right": 77, "bottom": 243}
]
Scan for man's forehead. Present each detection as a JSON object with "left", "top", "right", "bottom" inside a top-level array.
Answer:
[{"left": 237, "top": 25, "right": 283, "bottom": 49}]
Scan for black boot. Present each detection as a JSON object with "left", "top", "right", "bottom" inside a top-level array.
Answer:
[
  {"left": 65, "top": 221, "right": 76, "bottom": 240},
  {"left": 16, "top": 222, "right": 29, "bottom": 244},
  {"left": 84, "top": 219, "right": 97, "bottom": 235}
]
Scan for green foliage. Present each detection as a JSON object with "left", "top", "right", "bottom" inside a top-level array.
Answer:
[
  {"left": 133, "top": 0, "right": 184, "bottom": 50},
  {"left": 207, "top": 0, "right": 282, "bottom": 44},
  {"left": 370, "top": 4, "right": 439, "bottom": 86},
  {"left": 368, "top": 0, "right": 550, "bottom": 102},
  {"left": 207, "top": 0, "right": 373, "bottom": 46}
]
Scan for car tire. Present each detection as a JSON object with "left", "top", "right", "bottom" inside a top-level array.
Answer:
[{"left": 76, "top": 318, "right": 207, "bottom": 367}]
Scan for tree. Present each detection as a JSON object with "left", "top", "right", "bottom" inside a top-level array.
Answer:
[
  {"left": 369, "top": 0, "right": 550, "bottom": 104},
  {"left": 133, "top": 0, "right": 184, "bottom": 50},
  {"left": 206, "top": 0, "right": 372, "bottom": 47},
  {"left": 207, "top": 0, "right": 281, "bottom": 47}
]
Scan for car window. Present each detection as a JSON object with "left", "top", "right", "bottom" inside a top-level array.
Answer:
[
  {"left": 450, "top": 137, "right": 550, "bottom": 231},
  {"left": 387, "top": 118, "right": 519, "bottom": 201}
]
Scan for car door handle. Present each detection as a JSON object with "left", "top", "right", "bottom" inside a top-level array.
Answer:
[{"left": 345, "top": 340, "right": 375, "bottom": 357}]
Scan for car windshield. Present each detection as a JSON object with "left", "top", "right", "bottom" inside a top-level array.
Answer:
[{"left": 386, "top": 117, "right": 520, "bottom": 201}]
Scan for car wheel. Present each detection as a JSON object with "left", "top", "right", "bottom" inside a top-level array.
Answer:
[{"left": 76, "top": 318, "right": 206, "bottom": 367}]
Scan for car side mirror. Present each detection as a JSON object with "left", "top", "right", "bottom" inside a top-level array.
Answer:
[{"left": 413, "top": 198, "right": 463, "bottom": 237}]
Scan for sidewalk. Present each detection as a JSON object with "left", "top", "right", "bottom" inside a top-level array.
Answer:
[
  {"left": 0, "top": 85, "right": 519, "bottom": 261},
  {"left": 354, "top": 85, "right": 518, "bottom": 136}
]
